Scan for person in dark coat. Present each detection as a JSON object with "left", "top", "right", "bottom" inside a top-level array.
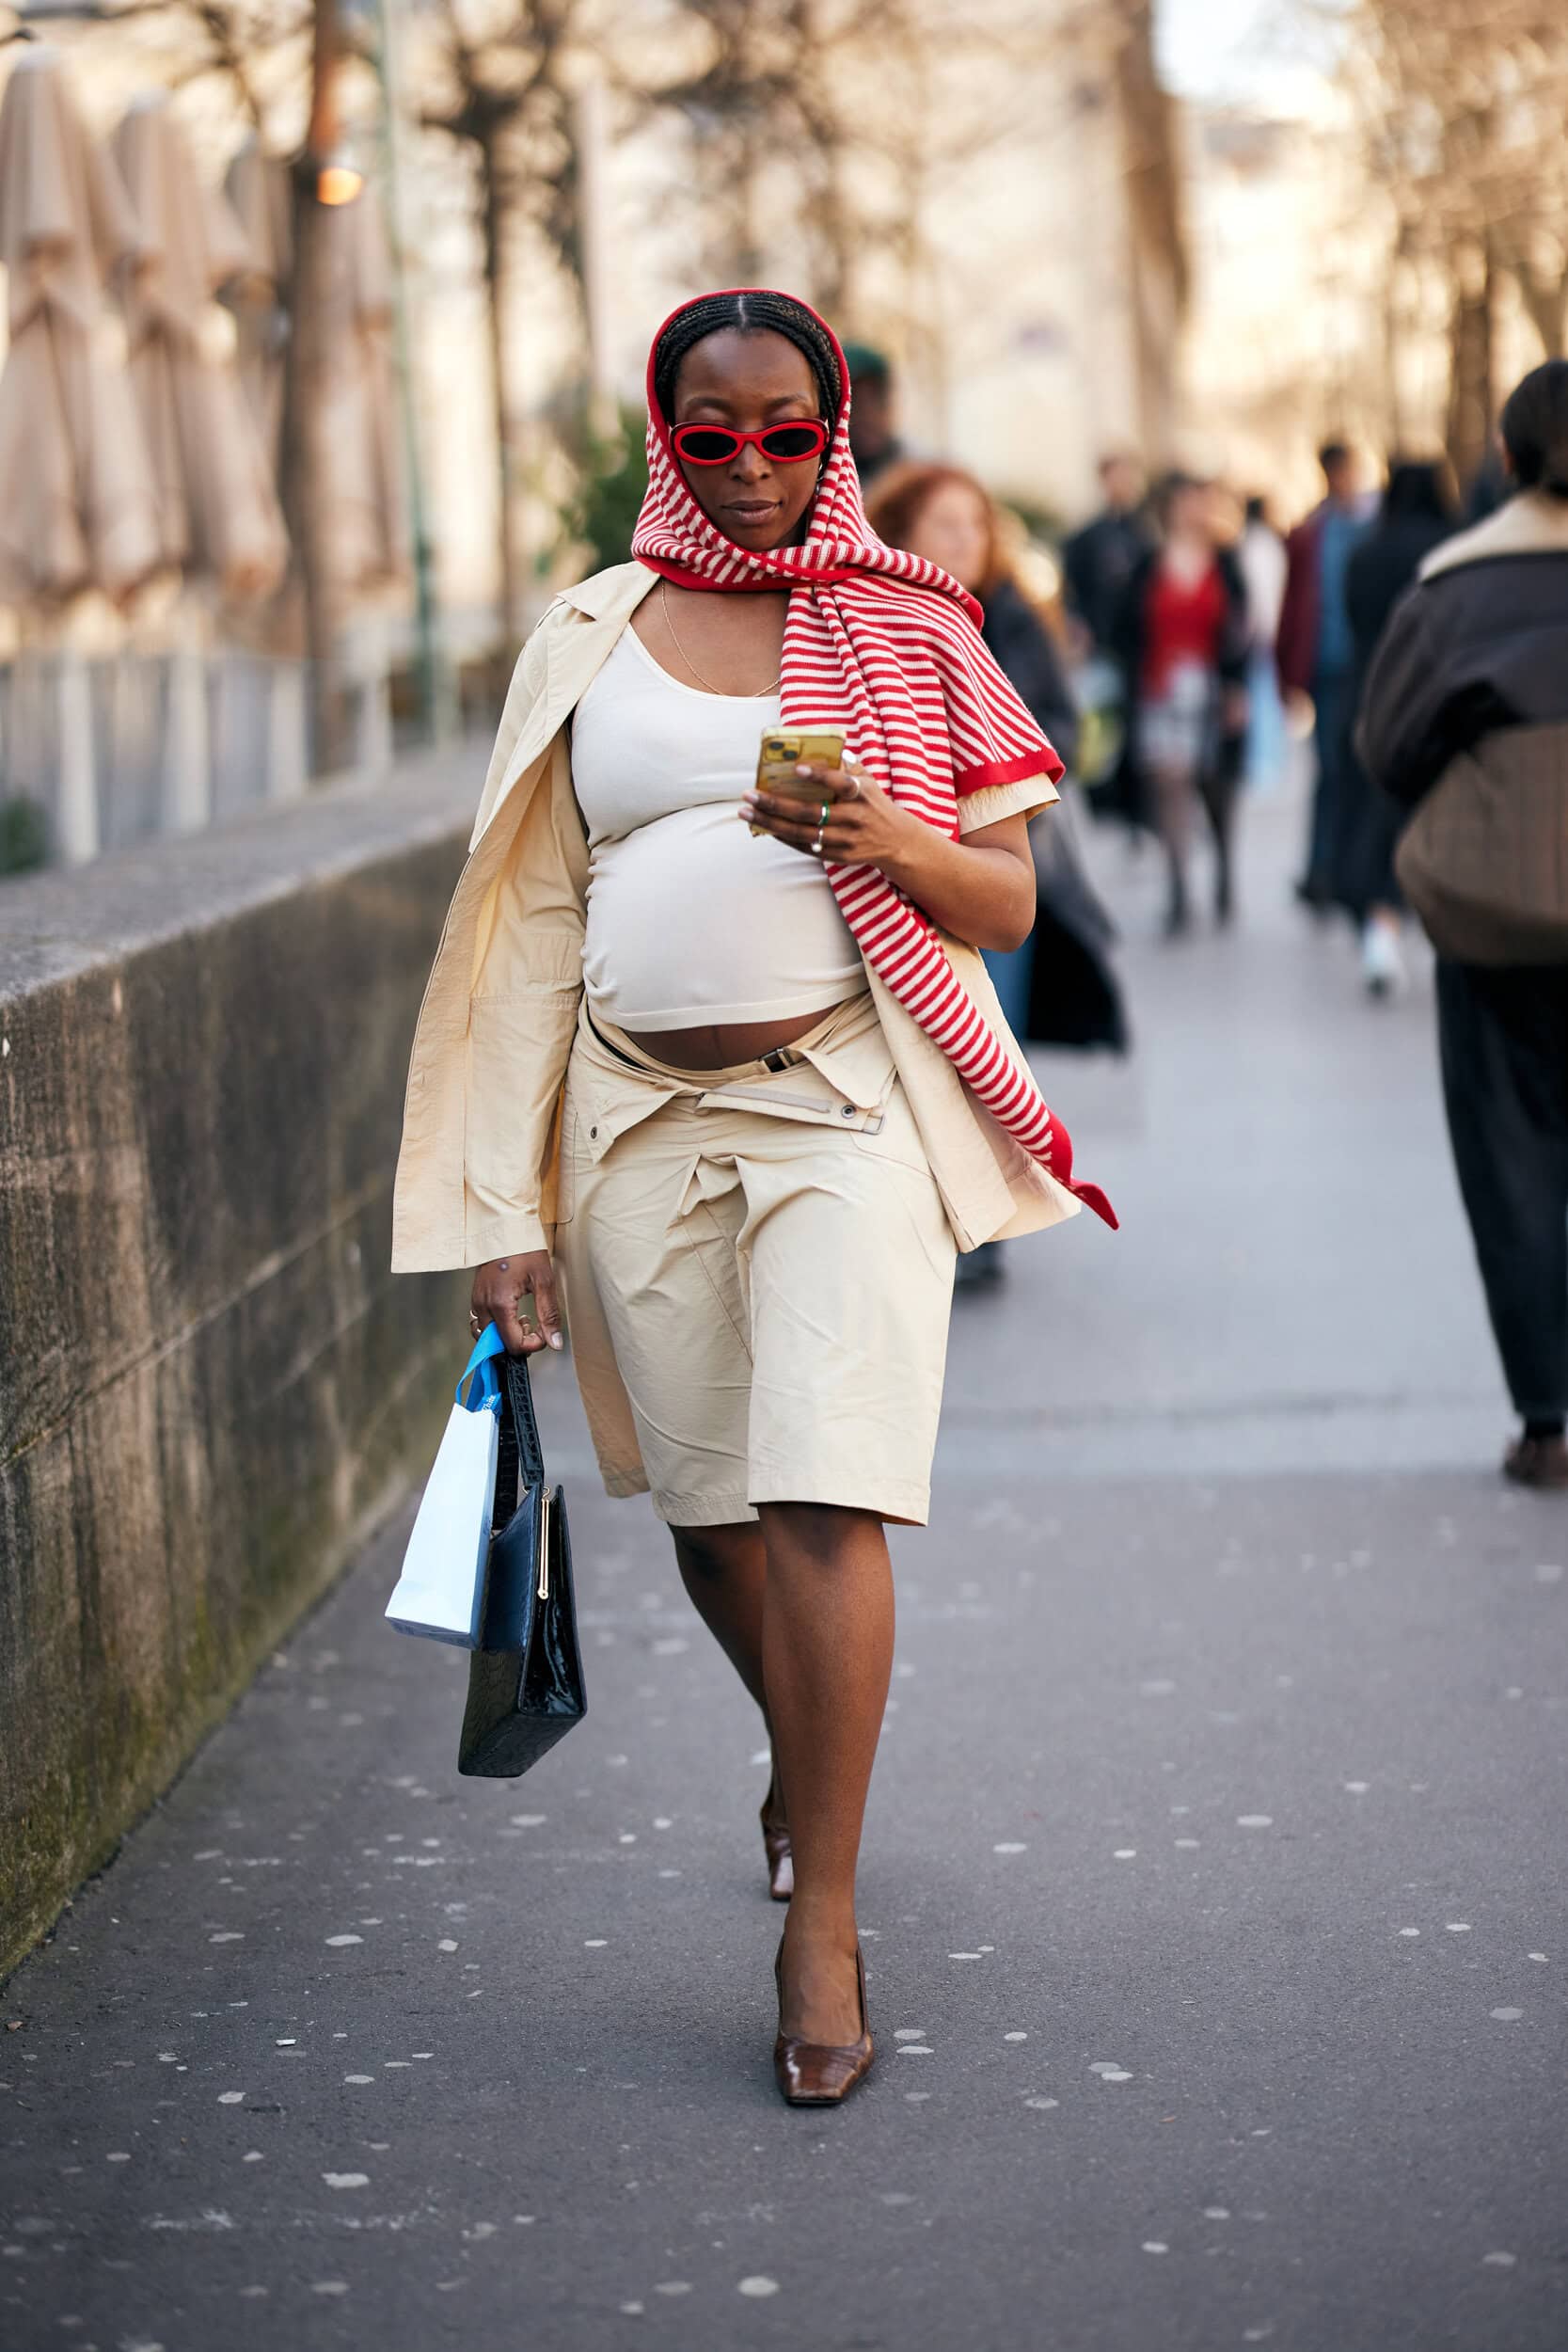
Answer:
[
  {"left": 841, "top": 342, "right": 906, "bottom": 489},
  {"left": 866, "top": 456, "right": 1127, "bottom": 1047},
  {"left": 986, "top": 576, "right": 1128, "bottom": 1059},
  {"left": 867, "top": 457, "right": 1130, "bottom": 1282},
  {"left": 1062, "top": 453, "right": 1154, "bottom": 655},
  {"left": 1110, "top": 473, "right": 1251, "bottom": 935},
  {"left": 1340, "top": 461, "right": 1458, "bottom": 994},
  {"left": 1355, "top": 362, "right": 1568, "bottom": 1491},
  {"left": 1276, "top": 440, "right": 1373, "bottom": 909}
]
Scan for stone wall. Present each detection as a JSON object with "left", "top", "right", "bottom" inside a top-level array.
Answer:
[{"left": 0, "top": 759, "right": 478, "bottom": 1977}]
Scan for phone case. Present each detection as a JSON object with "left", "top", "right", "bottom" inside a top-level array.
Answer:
[{"left": 751, "top": 730, "right": 846, "bottom": 834}]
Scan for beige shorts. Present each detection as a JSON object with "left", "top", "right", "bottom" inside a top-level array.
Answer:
[{"left": 554, "top": 993, "right": 957, "bottom": 1528}]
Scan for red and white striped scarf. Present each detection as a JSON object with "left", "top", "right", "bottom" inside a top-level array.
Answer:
[{"left": 631, "top": 291, "right": 1116, "bottom": 1231}]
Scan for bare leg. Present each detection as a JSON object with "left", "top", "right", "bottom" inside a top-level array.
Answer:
[
  {"left": 671, "top": 1523, "right": 785, "bottom": 1832},
  {"left": 760, "top": 1502, "right": 895, "bottom": 2045}
]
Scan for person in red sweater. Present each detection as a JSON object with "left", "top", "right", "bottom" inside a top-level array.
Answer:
[{"left": 1112, "top": 474, "right": 1250, "bottom": 935}]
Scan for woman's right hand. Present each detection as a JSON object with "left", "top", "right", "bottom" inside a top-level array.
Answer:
[{"left": 470, "top": 1251, "right": 562, "bottom": 1357}]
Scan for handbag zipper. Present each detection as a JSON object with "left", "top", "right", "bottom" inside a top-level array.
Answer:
[{"left": 537, "top": 1486, "right": 551, "bottom": 1602}]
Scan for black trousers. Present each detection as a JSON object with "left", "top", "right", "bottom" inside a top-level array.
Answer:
[{"left": 1436, "top": 961, "right": 1568, "bottom": 1422}]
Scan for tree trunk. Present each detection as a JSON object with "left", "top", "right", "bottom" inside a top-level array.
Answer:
[
  {"left": 279, "top": 0, "right": 350, "bottom": 779},
  {"left": 481, "top": 138, "right": 524, "bottom": 650},
  {"left": 805, "top": 134, "right": 854, "bottom": 318},
  {"left": 1516, "top": 261, "right": 1568, "bottom": 362},
  {"left": 732, "top": 118, "right": 765, "bottom": 283},
  {"left": 1446, "top": 237, "right": 1497, "bottom": 492},
  {"left": 1381, "top": 247, "right": 1408, "bottom": 453},
  {"left": 1110, "top": 0, "right": 1189, "bottom": 465}
]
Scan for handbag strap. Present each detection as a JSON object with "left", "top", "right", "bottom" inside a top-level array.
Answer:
[
  {"left": 507, "top": 1353, "right": 546, "bottom": 1491},
  {"left": 491, "top": 1351, "right": 547, "bottom": 1534}
]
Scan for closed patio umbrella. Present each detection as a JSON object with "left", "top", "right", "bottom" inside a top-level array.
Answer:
[
  {"left": 114, "top": 96, "right": 287, "bottom": 603},
  {"left": 0, "top": 45, "right": 159, "bottom": 606},
  {"left": 221, "top": 135, "right": 289, "bottom": 471},
  {"left": 218, "top": 146, "right": 407, "bottom": 793},
  {"left": 221, "top": 145, "right": 404, "bottom": 593},
  {"left": 318, "top": 179, "right": 406, "bottom": 593}
]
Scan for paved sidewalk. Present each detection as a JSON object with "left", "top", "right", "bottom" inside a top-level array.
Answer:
[{"left": 3, "top": 788, "right": 1565, "bottom": 2352}]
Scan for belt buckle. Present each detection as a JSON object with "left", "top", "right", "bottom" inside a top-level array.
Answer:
[{"left": 761, "top": 1046, "right": 794, "bottom": 1073}]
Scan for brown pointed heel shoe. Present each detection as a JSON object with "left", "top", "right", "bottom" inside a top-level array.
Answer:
[
  {"left": 761, "top": 1799, "right": 793, "bottom": 1902},
  {"left": 772, "top": 1940, "right": 874, "bottom": 2106}
]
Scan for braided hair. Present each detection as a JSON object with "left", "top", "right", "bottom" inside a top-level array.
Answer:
[{"left": 652, "top": 291, "right": 844, "bottom": 427}]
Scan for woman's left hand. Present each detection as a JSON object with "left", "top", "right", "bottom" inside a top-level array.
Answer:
[{"left": 740, "top": 759, "right": 917, "bottom": 868}]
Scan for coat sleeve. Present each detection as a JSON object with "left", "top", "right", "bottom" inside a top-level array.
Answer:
[
  {"left": 1275, "top": 521, "right": 1317, "bottom": 696},
  {"left": 1352, "top": 585, "right": 1451, "bottom": 808},
  {"left": 988, "top": 590, "right": 1083, "bottom": 772},
  {"left": 460, "top": 735, "right": 590, "bottom": 1263},
  {"left": 468, "top": 619, "right": 554, "bottom": 848},
  {"left": 1061, "top": 523, "right": 1093, "bottom": 626},
  {"left": 1217, "top": 549, "right": 1251, "bottom": 690},
  {"left": 1107, "top": 550, "right": 1151, "bottom": 689}
]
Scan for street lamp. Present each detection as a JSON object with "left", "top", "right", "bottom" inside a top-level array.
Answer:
[{"left": 316, "top": 141, "right": 364, "bottom": 207}]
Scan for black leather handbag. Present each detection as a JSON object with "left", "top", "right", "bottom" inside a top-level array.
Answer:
[{"left": 457, "top": 1352, "right": 585, "bottom": 1777}]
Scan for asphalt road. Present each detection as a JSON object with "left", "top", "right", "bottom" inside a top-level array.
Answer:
[{"left": 3, "top": 785, "right": 1565, "bottom": 2352}]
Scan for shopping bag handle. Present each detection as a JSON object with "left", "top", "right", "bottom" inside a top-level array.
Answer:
[{"left": 456, "top": 1323, "right": 507, "bottom": 1413}]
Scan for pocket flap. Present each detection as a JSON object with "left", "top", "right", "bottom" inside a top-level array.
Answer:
[{"left": 575, "top": 1065, "right": 682, "bottom": 1163}]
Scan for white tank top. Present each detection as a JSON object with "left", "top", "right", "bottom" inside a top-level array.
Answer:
[{"left": 569, "top": 625, "right": 863, "bottom": 1031}]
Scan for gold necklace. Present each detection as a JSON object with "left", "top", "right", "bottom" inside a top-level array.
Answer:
[{"left": 660, "top": 585, "right": 781, "bottom": 698}]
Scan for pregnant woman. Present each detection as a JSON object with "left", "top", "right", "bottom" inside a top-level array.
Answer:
[{"left": 392, "top": 290, "right": 1113, "bottom": 2106}]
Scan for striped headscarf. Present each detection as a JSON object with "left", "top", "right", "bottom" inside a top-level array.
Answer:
[{"left": 631, "top": 289, "right": 1115, "bottom": 1231}]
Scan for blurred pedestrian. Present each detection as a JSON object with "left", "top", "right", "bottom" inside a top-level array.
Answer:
[
  {"left": 1276, "top": 441, "right": 1373, "bottom": 909},
  {"left": 1239, "top": 493, "right": 1288, "bottom": 792},
  {"left": 866, "top": 461, "right": 1082, "bottom": 866},
  {"left": 1113, "top": 471, "right": 1250, "bottom": 936},
  {"left": 396, "top": 288, "right": 1114, "bottom": 2108},
  {"left": 1063, "top": 457, "right": 1155, "bottom": 830},
  {"left": 1356, "top": 362, "right": 1568, "bottom": 1490},
  {"left": 1341, "top": 460, "right": 1457, "bottom": 997},
  {"left": 868, "top": 459, "right": 1128, "bottom": 1283},
  {"left": 1063, "top": 452, "right": 1152, "bottom": 654},
  {"left": 841, "top": 342, "right": 904, "bottom": 487}
]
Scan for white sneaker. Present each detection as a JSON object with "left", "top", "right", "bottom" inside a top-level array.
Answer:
[{"left": 1361, "top": 921, "right": 1405, "bottom": 998}]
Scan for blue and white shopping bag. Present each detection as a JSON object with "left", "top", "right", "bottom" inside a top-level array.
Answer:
[{"left": 384, "top": 1327, "right": 506, "bottom": 1646}]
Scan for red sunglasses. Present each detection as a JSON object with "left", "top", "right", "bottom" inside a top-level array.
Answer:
[{"left": 671, "top": 420, "right": 829, "bottom": 467}]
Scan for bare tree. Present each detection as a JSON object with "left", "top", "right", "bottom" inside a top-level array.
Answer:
[
  {"left": 656, "top": 0, "right": 820, "bottom": 288},
  {"left": 158, "top": 0, "right": 301, "bottom": 128},
  {"left": 420, "top": 0, "right": 587, "bottom": 644},
  {"left": 1334, "top": 0, "right": 1568, "bottom": 474},
  {"left": 657, "top": 0, "right": 1159, "bottom": 397},
  {"left": 1102, "top": 0, "right": 1188, "bottom": 459},
  {"left": 276, "top": 0, "right": 352, "bottom": 771}
]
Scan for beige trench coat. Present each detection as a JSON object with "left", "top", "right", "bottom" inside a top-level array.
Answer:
[{"left": 390, "top": 561, "right": 1082, "bottom": 1279}]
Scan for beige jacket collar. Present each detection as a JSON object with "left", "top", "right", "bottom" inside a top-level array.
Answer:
[
  {"left": 469, "top": 564, "right": 657, "bottom": 850},
  {"left": 1420, "top": 489, "right": 1568, "bottom": 582},
  {"left": 557, "top": 563, "right": 661, "bottom": 622}
]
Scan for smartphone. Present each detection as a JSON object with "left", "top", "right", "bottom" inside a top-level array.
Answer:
[{"left": 751, "top": 728, "right": 846, "bottom": 835}]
